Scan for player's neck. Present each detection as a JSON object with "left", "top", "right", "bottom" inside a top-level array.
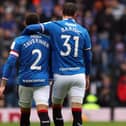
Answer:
[{"left": 63, "top": 15, "right": 74, "bottom": 20}]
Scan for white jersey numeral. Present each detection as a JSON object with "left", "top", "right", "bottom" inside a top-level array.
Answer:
[
  {"left": 30, "top": 49, "right": 42, "bottom": 70},
  {"left": 60, "top": 35, "right": 71, "bottom": 56},
  {"left": 60, "top": 35, "right": 79, "bottom": 57},
  {"left": 73, "top": 36, "right": 79, "bottom": 57}
]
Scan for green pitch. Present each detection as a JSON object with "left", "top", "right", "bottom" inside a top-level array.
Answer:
[{"left": 0, "top": 122, "right": 126, "bottom": 126}]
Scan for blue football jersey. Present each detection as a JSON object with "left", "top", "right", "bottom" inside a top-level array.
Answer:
[
  {"left": 41, "top": 19, "right": 92, "bottom": 75},
  {"left": 3, "top": 34, "right": 51, "bottom": 86},
  {"left": 22, "top": 18, "right": 92, "bottom": 75}
]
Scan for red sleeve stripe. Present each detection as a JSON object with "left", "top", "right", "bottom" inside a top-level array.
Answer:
[{"left": 10, "top": 50, "right": 19, "bottom": 57}]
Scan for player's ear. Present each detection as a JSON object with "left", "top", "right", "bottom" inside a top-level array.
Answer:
[
  {"left": 74, "top": 11, "right": 80, "bottom": 19},
  {"left": 24, "top": 20, "right": 26, "bottom": 27},
  {"left": 74, "top": 12, "right": 78, "bottom": 20}
]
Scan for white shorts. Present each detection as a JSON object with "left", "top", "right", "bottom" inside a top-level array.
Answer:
[
  {"left": 52, "top": 73, "right": 86, "bottom": 105},
  {"left": 18, "top": 85, "right": 50, "bottom": 108}
]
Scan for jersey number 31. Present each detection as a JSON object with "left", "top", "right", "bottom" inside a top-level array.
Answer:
[{"left": 60, "top": 35, "right": 79, "bottom": 57}]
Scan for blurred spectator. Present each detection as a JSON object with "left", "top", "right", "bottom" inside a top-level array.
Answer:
[
  {"left": 92, "top": 0, "right": 104, "bottom": 17},
  {"left": 97, "top": 73, "right": 113, "bottom": 107},
  {"left": 90, "top": 24, "right": 99, "bottom": 46},
  {"left": 34, "top": 5, "right": 51, "bottom": 22},
  {"left": 95, "top": 7, "right": 115, "bottom": 35},
  {"left": 120, "top": 0, "right": 126, "bottom": 5},
  {"left": 41, "top": 0, "right": 54, "bottom": 18},
  {"left": 119, "top": 8, "right": 126, "bottom": 36},
  {"left": 99, "top": 32, "right": 110, "bottom": 51},
  {"left": 52, "top": 4, "right": 62, "bottom": 20},
  {"left": 83, "top": 10, "right": 94, "bottom": 29},
  {"left": 0, "top": 11, "right": 17, "bottom": 36},
  {"left": 116, "top": 58, "right": 126, "bottom": 106},
  {"left": 82, "top": 0, "right": 94, "bottom": 10},
  {"left": 0, "top": 28, "right": 4, "bottom": 55},
  {"left": 112, "top": 34, "right": 126, "bottom": 67},
  {"left": 18, "top": 0, "right": 28, "bottom": 14},
  {"left": 3, "top": 0, "right": 16, "bottom": 13},
  {"left": 111, "top": 0, "right": 125, "bottom": 21},
  {"left": 0, "top": 5, "right": 4, "bottom": 22},
  {"left": 91, "top": 42, "right": 103, "bottom": 81},
  {"left": 32, "top": 0, "right": 41, "bottom": 6},
  {"left": 0, "top": 10, "right": 17, "bottom": 48}
]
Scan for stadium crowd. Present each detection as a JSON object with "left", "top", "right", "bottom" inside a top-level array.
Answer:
[{"left": 0, "top": 0, "right": 126, "bottom": 108}]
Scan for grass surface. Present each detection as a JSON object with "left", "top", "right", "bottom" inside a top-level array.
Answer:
[{"left": 0, "top": 122, "right": 126, "bottom": 126}]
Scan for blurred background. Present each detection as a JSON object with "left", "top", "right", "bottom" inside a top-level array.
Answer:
[{"left": 0, "top": 0, "right": 126, "bottom": 123}]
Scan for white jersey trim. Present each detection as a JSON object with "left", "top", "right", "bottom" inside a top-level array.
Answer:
[
  {"left": 59, "top": 67, "right": 80, "bottom": 71},
  {"left": 40, "top": 23, "right": 44, "bottom": 33},
  {"left": 10, "top": 41, "right": 16, "bottom": 50},
  {"left": 84, "top": 48, "right": 91, "bottom": 50}
]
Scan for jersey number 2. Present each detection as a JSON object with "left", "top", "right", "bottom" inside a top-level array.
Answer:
[
  {"left": 30, "top": 49, "right": 42, "bottom": 70},
  {"left": 60, "top": 35, "right": 79, "bottom": 57}
]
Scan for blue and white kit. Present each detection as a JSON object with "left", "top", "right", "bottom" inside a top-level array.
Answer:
[
  {"left": 22, "top": 18, "right": 92, "bottom": 76},
  {"left": 2, "top": 34, "right": 51, "bottom": 87}
]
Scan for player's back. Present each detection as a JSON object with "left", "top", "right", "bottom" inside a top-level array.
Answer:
[
  {"left": 45, "top": 19, "right": 91, "bottom": 75},
  {"left": 14, "top": 34, "right": 50, "bottom": 86}
]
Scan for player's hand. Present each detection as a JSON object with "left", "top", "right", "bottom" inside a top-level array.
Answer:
[
  {"left": 0, "top": 79, "right": 6, "bottom": 98},
  {"left": 0, "top": 86, "right": 5, "bottom": 98},
  {"left": 85, "top": 75, "right": 90, "bottom": 90}
]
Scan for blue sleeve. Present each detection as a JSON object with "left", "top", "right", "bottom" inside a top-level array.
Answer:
[
  {"left": 84, "top": 50, "right": 92, "bottom": 75},
  {"left": 2, "top": 55, "right": 17, "bottom": 79},
  {"left": 10, "top": 39, "right": 21, "bottom": 54},
  {"left": 43, "top": 22, "right": 53, "bottom": 34},
  {"left": 21, "top": 24, "right": 43, "bottom": 35},
  {"left": 83, "top": 29, "right": 92, "bottom": 75},
  {"left": 21, "top": 22, "right": 53, "bottom": 35},
  {"left": 83, "top": 30, "right": 92, "bottom": 50}
]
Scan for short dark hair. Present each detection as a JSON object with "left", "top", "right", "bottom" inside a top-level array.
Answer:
[
  {"left": 63, "top": 2, "right": 77, "bottom": 16},
  {"left": 25, "top": 13, "right": 40, "bottom": 25}
]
